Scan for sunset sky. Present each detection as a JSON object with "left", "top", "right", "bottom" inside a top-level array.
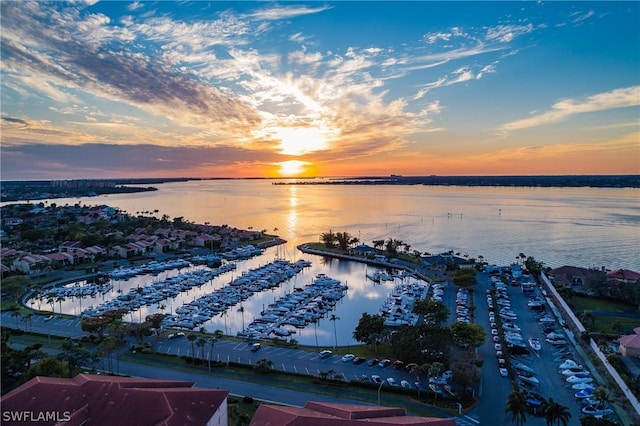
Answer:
[{"left": 1, "top": 1, "right": 639, "bottom": 179}]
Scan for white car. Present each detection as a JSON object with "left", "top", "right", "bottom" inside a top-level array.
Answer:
[
  {"left": 400, "top": 380, "right": 411, "bottom": 389},
  {"left": 499, "top": 368, "right": 509, "bottom": 377},
  {"left": 386, "top": 377, "right": 398, "bottom": 386},
  {"left": 494, "top": 343, "right": 502, "bottom": 351},
  {"left": 371, "top": 375, "right": 383, "bottom": 384},
  {"left": 319, "top": 350, "right": 333, "bottom": 358},
  {"left": 341, "top": 353, "right": 355, "bottom": 362}
]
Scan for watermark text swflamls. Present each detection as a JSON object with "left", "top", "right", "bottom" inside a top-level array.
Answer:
[{"left": 2, "top": 411, "right": 72, "bottom": 423}]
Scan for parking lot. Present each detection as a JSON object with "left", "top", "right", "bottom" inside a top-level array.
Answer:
[{"left": 473, "top": 270, "right": 617, "bottom": 426}]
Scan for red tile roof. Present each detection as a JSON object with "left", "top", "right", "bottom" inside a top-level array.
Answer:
[
  {"left": 249, "top": 401, "right": 456, "bottom": 426},
  {"left": 620, "top": 333, "right": 640, "bottom": 349},
  {"left": 1, "top": 374, "right": 228, "bottom": 426},
  {"left": 607, "top": 269, "right": 640, "bottom": 282}
]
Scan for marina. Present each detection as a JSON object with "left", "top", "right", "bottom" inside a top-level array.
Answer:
[{"left": 26, "top": 252, "right": 426, "bottom": 346}]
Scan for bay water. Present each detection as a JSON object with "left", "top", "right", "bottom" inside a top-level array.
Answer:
[{"left": 31, "top": 180, "right": 640, "bottom": 345}]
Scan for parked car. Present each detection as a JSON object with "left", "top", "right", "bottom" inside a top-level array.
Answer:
[
  {"left": 378, "top": 359, "right": 391, "bottom": 368},
  {"left": 400, "top": 380, "right": 411, "bottom": 389},
  {"left": 386, "top": 377, "right": 398, "bottom": 386},
  {"left": 341, "top": 353, "right": 355, "bottom": 362},
  {"left": 499, "top": 368, "right": 509, "bottom": 377},
  {"left": 319, "top": 350, "right": 333, "bottom": 358},
  {"left": 250, "top": 342, "right": 261, "bottom": 352},
  {"left": 371, "top": 375, "right": 383, "bottom": 384},
  {"left": 368, "top": 358, "right": 380, "bottom": 366},
  {"left": 404, "top": 362, "right": 418, "bottom": 372},
  {"left": 168, "top": 332, "right": 186, "bottom": 339},
  {"left": 352, "top": 356, "right": 366, "bottom": 365},
  {"left": 392, "top": 360, "right": 405, "bottom": 370}
]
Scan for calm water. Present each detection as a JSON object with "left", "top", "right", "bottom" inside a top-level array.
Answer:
[{"left": 28, "top": 180, "right": 640, "bottom": 345}]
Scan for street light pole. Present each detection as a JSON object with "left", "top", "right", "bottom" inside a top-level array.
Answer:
[{"left": 377, "top": 381, "right": 384, "bottom": 405}]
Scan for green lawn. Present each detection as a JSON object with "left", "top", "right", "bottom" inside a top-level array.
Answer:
[
  {"left": 570, "top": 295, "right": 635, "bottom": 313},
  {"left": 568, "top": 295, "right": 640, "bottom": 334}
]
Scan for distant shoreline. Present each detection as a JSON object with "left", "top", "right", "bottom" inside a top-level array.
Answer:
[
  {"left": 273, "top": 174, "right": 640, "bottom": 188},
  {"left": 2, "top": 175, "right": 638, "bottom": 203}
]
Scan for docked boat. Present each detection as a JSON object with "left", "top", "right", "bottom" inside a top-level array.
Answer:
[
  {"left": 512, "top": 361, "right": 535, "bottom": 375},
  {"left": 528, "top": 337, "right": 542, "bottom": 352},
  {"left": 518, "top": 374, "right": 540, "bottom": 385}
]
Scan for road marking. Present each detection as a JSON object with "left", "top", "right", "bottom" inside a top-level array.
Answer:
[{"left": 463, "top": 415, "right": 480, "bottom": 424}]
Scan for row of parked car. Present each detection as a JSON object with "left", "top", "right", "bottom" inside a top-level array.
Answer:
[{"left": 319, "top": 349, "right": 440, "bottom": 390}]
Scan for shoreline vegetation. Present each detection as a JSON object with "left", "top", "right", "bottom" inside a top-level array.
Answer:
[
  {"left": 272, "top": 174, "right": 640, "bottom": 188},
  {"left": 2, "top": 175, "right": 638, "bottom": 202}
]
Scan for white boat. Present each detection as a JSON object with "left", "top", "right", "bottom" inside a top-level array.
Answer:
[
  {"left": 502, "top": 322, "right": 521, "bottom": 332},
  {"left": 559, "top": 360, "right": 581, "bottom": 369},
  {"left": 512, "top": 361, "right": 535, "bottom": 374},
  {"left": 566, "top": 375, "right": 593, "bottom": 384},
  {"left": 528, "top": 337, "right": 542, "bottom": 352},
  {"left": 518, "top": 375, "right": 540, "bottom": 385},
  {"left": 572, "top": 382, "right": 595, "bottom": 391}
]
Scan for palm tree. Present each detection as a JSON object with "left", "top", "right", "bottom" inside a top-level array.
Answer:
[
  {"left": 237, "top": 306, "right": 245, "bottom": 333},
  {"left": 579, "top": 310, "right": 596, "bottom": 329},
  {"left": 254, "top": 358, "right": 274, "bottom": 372},
  {"left": 372, "top": 240, "right": 384, "bottom": 251},
  {"left": 411, "top": 363, "right": 427, "bottom": 399},
  {"left": 187, "top": 333, "right": 197, "bottom": 362},
  {"left": 56, "top": 296, "right": 65, "bottom": 314},
  {"left": 329, "top": 314, "right": 339, "bottom": 349},
  {"left": 207, "top": 336, "right": 217, "bottom": 372},
  {"left": 544, "top": 397, "right": 571, "bottom": 426},
  {"left": 611, "top": 320, "right": 623, "bottom": 335},
  {"left": 196, "top": 337, "right": 206, "bottom": 361},
  {"left": 25, "top": 313, "right": 33, "bottom": 332},
  {"left": 220, "top": 310, "right": 228, "bottom": 336},
  {"left": 47, "top": 296, "right": 55, "bottom": 314},
  {"left": 11, "top": 311, "right": 22, "bottom": 330},
  {"left": 311, "top": 318, "right": 319, "bottom": 350},
  {"left": 505, "top": 389, "right": 527, "bottom": 426},
  {"left": 320, "top": 230, "right": 337, "bottom": 248}
]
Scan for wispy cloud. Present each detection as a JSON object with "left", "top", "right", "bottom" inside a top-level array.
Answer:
[
  {"left": 485, "top": 24, "right": 534, "bottom": 43},
  {"left": 570, "top": 10, "right": 595, "bottom": 24},
  {"left": 498, "top": 86, "right": 640, "bottom": 133},
  {"left": 247, "top": 4, "right": 331, "bottom": 21}
]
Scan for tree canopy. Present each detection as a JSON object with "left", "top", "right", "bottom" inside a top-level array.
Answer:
[
  {"left": 450, "top": 322, "right": 486, "bottom": 348},
  {"left": 412, "top": 299, "right": 450, "bottom": 326},
  {"left": 390, "top": 324, "right": 451, "bottom": 364},
  {"left": 353, "top": 313, "right": 384, "bottom": 345},
  {"left": 453, "top": 269, "right": 477, "bottom": 288}
]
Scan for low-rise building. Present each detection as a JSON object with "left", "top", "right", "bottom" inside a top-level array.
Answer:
[
  {"left": 250, "top": 401, "right": 456, "bottom": 425},
  {"left": 1, "top": 374, "right": 229, "bottom": 426},
  {"left": 620, "top": 327, "right": 640, "bottom": 357}
]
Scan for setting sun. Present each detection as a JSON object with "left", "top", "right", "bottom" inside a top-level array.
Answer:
[
  {"left": 278, "top": 160, "right": 310, "bottom": 176},
  {"left": 272, "top": 126, "right": 332, "bottom": 156}
]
